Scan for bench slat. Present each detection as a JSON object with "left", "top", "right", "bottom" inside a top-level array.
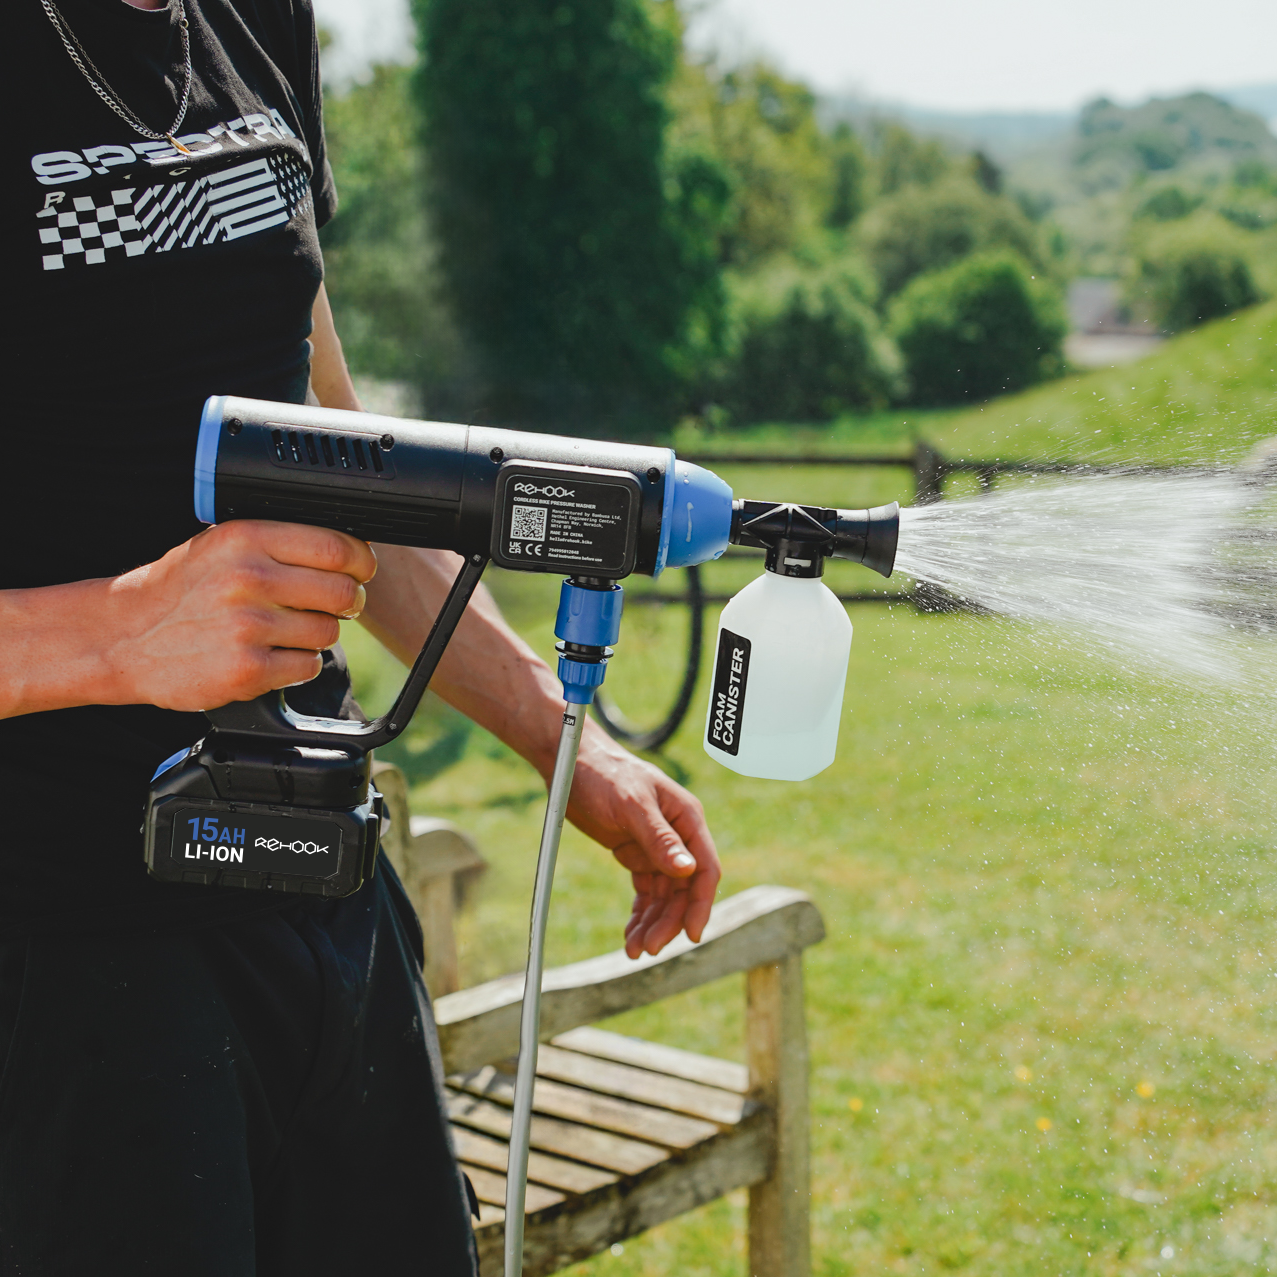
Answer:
[
  {"left": 451, "top": 1065, "right": 721, "bottom": 1150},
  {"left": 451, "top": 1126, "right": 619, "bottom": 1195},
  {"left": 436, "top": 885, "right": 824, "bottom": 1076},
  {"left": 447, "top": 1090, "right": 668, "bottom": 1176},
  {"left": 473, "top": 1114, "right": 775, "bottom": 1277},
  {"left": 533, "top": 1044, "right": 748, "bottom": 1126},
  {"left": 461, "top": 1162, "right": 565, "bottom": 1212},
  {"left": 551, "top": 1026, "right": 750, "bottom": 1094}
]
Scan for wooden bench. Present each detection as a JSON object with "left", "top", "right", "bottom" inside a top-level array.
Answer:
[
  {"left": 374, "top": 761, "right": 487, "bottom": 996},
  {"left": 374, "top": 763, "right": 825, "bottom": 1276}
]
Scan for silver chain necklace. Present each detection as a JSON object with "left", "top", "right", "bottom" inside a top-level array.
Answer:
[{"left": 39, "top": 0, "right": 195, "bottom": 153}]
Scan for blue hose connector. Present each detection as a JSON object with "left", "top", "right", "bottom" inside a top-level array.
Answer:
[
  {"left": 557, "top": 655, "right": 609, "bottom": 705},
  {"left": 554, "top": 580, "right": 624, "bottom": 705},
  {"left": 555, "top": 580, "right": 624, "bottom": 648}
]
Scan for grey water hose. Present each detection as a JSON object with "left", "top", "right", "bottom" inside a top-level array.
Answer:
[{"left": 504, "top": 706, "right": 587, "bottom": 1277}]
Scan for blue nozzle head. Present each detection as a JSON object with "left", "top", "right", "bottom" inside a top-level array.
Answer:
[
  {"left": 658, "top": 459, "right": 733, "bottom": 572},
  {"left": 194, "top": 395, "right": 226, "bottom": 524}
]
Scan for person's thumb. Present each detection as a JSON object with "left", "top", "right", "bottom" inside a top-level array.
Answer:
[{"left": 627, "top": 802, "right": 696, "bottom": 877}]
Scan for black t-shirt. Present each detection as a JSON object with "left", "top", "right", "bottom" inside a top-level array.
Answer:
[{"left": 2, "top": 0, "right": 347, "bottom": 934}]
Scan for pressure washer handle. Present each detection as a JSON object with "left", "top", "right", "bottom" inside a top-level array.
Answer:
[{"left": 202, "top": 553, "right": 489, "bottom": 750}]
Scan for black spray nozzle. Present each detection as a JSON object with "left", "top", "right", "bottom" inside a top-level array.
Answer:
[{"left": 730, "top": 499, "right": 899, "bottom": 579}]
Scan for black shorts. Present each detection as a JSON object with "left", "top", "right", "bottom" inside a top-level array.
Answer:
[{"left": 0, "top": 865, "right": 479, "bottom": 1276}]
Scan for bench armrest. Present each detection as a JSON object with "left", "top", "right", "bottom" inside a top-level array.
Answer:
[{"left": 434, "top": 884, "right": 825, "bottom": 1076}]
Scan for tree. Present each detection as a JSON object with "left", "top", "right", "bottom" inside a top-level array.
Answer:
[
  {"left": 873, "top": 121, "right": 950, "bottom": 196},
  {"left": 826, "top": 122, "right": 868, "bottom": 229},
  {"left": 415, "top": 0, "right": 725, "bottom": 435},
  {"left": 320, "top": 65, "right": 467, "bottom": 405},
  {"left": 861, "top": 176, "right": 1046, "bottom": 301},
  {"left": 890, "top": 251, "right": 1067, "bottom": 404},
  {"left": 669, "top": 59, "right": 835, "bottom": 267},
  {"left": 970, "top": 150, "right": 1002, "bottom": 195}
]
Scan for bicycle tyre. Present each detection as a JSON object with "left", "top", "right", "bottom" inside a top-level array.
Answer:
[{"left": 593, "top": 565, "right": 705, "bottom": 752}]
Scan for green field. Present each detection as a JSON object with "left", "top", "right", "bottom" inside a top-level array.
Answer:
[{"left": 345, "top": 299, "right": 1277, "bottom": 1275}]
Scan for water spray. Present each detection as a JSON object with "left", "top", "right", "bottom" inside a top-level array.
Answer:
[{"left": 143, "top": 396, "right": 898, "bottom": 1274}]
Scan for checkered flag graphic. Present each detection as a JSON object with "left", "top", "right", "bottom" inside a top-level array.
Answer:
[{"left": 38, "top": 154, "right": 313, "bottom": 271}]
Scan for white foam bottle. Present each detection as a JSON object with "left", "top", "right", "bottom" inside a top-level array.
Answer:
[{"left": 704, "top": 522, "right": 853, "bottom": 782}]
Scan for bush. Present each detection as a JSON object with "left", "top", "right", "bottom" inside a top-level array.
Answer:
[
  {"left": 1129, "top": 218, "right": 1263, "bottom": 331},
  {"left": 712, "top": 258, "right": 900, "bottom": 423},
  {"left": 889, "top": 251, "right": 1067, "bottom": 404},
  {"left": 860, "top": 176, "right": 1046, "bottom": 301}
]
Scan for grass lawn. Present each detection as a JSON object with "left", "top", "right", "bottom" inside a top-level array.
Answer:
[{"left": 342, "top": 299, "right": 1277, "bottom": 1275}]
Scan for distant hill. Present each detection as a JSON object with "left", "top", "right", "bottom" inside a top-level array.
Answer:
[
  {"left": 1068, "top": 92, "right": 1277, "bottom": 187},
  {"left": 819, "top": 97, "right": 1071, "bottom": 162},
  {"left": 824, "top": 87, "right": 1277, "bottom": 282},
  {"left": 822, "top": 84, "right": 1277, "bottom": 167},
  {"left": 1003, "top": 91, "right": 1277, "bottom": 274}
]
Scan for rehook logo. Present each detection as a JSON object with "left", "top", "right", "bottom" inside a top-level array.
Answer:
[
  {"left": 513, "top": 482, "right": 575, "bottom": 498},
  {"left": 255, "top": 837, "right": 330, "bottom": 855}
]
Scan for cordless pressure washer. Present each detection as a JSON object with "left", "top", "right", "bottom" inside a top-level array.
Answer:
[{"left": 143, "top": 396, "right": 898, "bottom": 1274}]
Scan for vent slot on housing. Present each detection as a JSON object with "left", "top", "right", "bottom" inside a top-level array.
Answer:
[{"left": 264, "top": 424, "right": 396, "bottom": 478}]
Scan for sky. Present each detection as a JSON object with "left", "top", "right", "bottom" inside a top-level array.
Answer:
[{"left": 313, "top": 0, "right": 1276, "bottom": 113}]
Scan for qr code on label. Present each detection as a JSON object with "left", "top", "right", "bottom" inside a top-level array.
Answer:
[{"left": 510, "top": 504, "right": 548, "bottom": 541}]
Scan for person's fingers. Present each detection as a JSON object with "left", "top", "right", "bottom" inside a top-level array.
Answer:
[
  {"left": 212, "top": 520, "right": 379, "bottom": 582},
  {"left": 611, "top": 793, "right": 720, "bottom": 952},
  {"left": 256, "top": 563, "right": 368, "bottom": 619},
  {"left": 665, "top": 803, "right": 720, "bottom": 943},
  {"left": 625, "top": 876, "right": 652, "bottom": 930},
  {"left": 625, "top": 876, "right": 667, "bottom": 958},
  {"left": 638, "top": 889, "right": 690, "bottom": 956},
  {"left": 227, "top": 603, "right": 342, "bottom": 654},
  {"left": 630, "top": 870, "right": 657, "bottom": 899},
  {"left": 260, "top": 648, "right": 324, "bottom": 692},
  {"left": 628, "top": 874, "right": 694, "bottom": 956},
  {"left": 625, "top": 907, "right": 646, "bottom": 959},
  {"left": 627, "top": 898, "right": 664, "bottom": 958},
  {"left": 683, "top": 871, "right": 718, "bottom": 945}
]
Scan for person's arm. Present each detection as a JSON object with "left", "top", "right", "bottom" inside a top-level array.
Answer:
[{"left": 309, "top": 285, "right": 721, "bottom": 957}]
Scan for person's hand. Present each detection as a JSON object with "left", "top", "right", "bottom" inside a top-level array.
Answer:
[
  {"left": 566, "top": 725, "right": 721, "bottom": 959},
  {"left": 104, "top": 520, "right": 377, "bottom": 711}
]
